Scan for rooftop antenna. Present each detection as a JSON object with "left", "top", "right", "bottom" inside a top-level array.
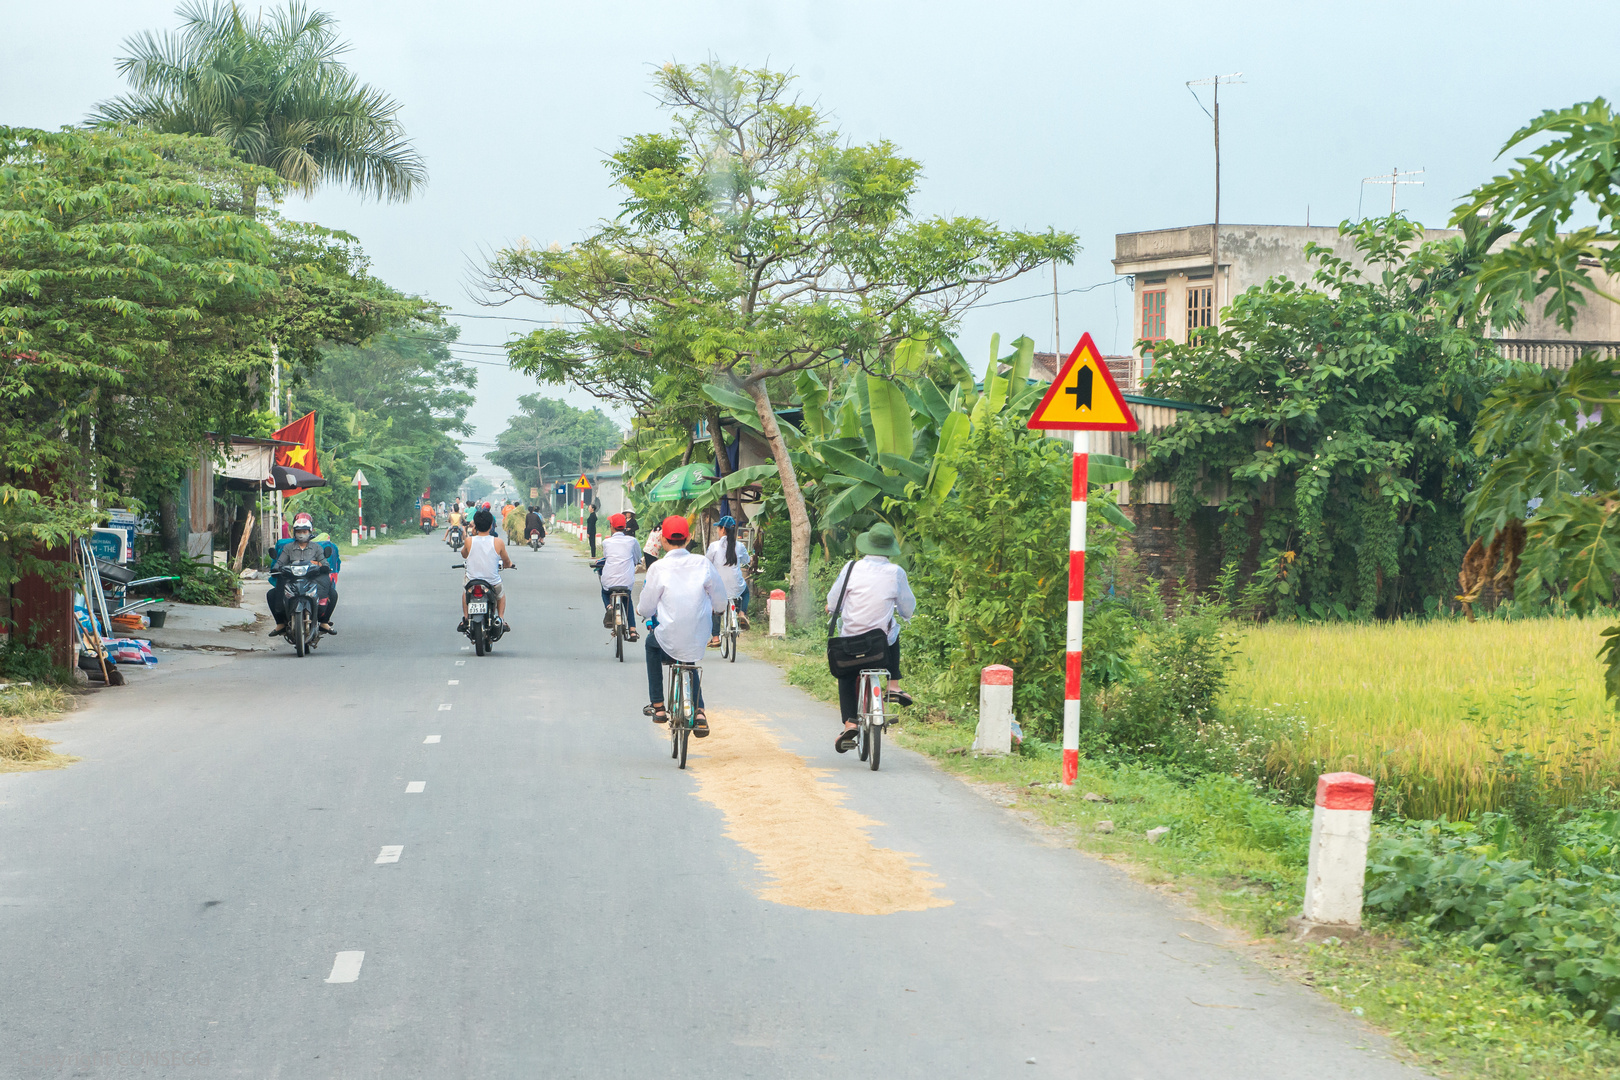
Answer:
[
  {"left": 1187, "top": 73, "right": 1243, "bottom": 328},
  {"left": 1359, "top": 165, "right": 1424, "bottom": 220}
]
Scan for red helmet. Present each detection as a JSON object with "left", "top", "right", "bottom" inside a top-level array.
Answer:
[
  {"left": 292, "top": 513, "right": 314, "bottom": 534},
  {"left": 609, "top": 513, "right": 627, "bottom": 529},
  {"left": 660, "top": 515, "right": 690, "bottom": 543}
]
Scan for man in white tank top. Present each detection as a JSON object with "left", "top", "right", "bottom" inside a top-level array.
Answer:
[{"left": 458, "top": 508, "right": 515, "bottom": 632}]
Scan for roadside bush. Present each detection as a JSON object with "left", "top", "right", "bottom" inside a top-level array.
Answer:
[
  {"left": 909, "top": 411, "right": 1127, "bottom": 739},
  {"left": 129, "top": 550, "right": 240, "bottom": 606},
  {"left": 0, "top": 635, "right": 73, "bottom": 685},
  {"left": 1366, "top": 811, "right": 1620, "bottom": 1026}
]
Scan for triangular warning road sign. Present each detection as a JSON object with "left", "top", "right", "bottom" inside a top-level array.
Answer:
[
  {"left": 1026, "top": 333, "right": 1138, "bottom": 432},
  {"left": 352, "top": 468, "right": 369, "bottom": 487}
]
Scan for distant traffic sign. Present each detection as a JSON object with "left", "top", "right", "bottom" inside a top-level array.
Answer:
[
  {"left": 1026, "top": 333, "right": 1138, "bottom": 432},
  {"left": 573, "top": 474, "right": 592, "bottom": 489}
]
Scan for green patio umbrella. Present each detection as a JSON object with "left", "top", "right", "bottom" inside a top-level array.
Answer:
[{"left": 645, "top": 462, "right": 719, "bottom": 502}]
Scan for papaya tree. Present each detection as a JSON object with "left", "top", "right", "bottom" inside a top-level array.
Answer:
[{"left": 480, "top": 62, "right": 1073, "bottom": 621}]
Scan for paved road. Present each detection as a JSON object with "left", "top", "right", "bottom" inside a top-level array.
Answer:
[{"left": 1, "top": 536, "right": 1429, "bottom": 1079}]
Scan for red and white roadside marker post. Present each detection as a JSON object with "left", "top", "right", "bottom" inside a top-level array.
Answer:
[
  {"left": 767, "top": 588, "right": 787, "bottom": 638},
  {"left": 1291, "top": 771, "right": 1376, "bottom": 940},
  {"left": 974, "top": 665, "right": 1015, "bottom": 755},
  {"left": 1025, "top": 333, "right": 1137, "bottom": 788}
]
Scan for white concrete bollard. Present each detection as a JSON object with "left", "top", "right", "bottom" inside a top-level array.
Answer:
[
  {"left": 350, "top": 528, "right": 359, "bottom": 547},
  {"left": 380, "top": 523, "right": 388, "bottom": 536},
  {"left": 767, "top": 589, "right": 786, "bottom": 637},
  {"left": 1294, "top": 771, "right": 1376, "bottom": 940},
  {"left": 973, "top": 665, "right": 1014, "bottom": 754},
  {"left": 368, "top": 526, "right": 377, "bottom": 540}
]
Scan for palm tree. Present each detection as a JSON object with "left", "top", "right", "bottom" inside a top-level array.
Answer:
[{"left": 91, "top": 1, "right": 426, "bottom": 214}]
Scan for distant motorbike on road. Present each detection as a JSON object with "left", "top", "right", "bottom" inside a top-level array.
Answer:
[
  {"left": 453, "top": 562, "right": 510, "bottom": 657},
  {"left": 420, "top": 518, "right": 435, "bottom": 534},
  {"left": 279, "top": 562, "right": 331, "bottom": 657},
  {"left": 528, "top": 531, "right": 544, "bottom": 551},
  {"left": 446, "top": 524, "right": 464, "bottom": 550}
]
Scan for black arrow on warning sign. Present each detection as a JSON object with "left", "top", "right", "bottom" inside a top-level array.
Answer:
[{"left": 1064, "top": 365, "right": 1094, "bottom": 411}]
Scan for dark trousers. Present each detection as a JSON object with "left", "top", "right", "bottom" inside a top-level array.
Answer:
[
  {"left": 268, "top": 582, "right": 337, "bottom": 624},
  {"left": 644, "top": 630, "right": 703, "bottom": 708},
  {"left": 588, "top": 530, "right": 597, "bottom": 557},
  {"left": 836, "top": 638, "right": 900, "bottom": 721}
]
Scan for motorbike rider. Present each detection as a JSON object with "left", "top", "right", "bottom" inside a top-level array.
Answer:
[
  {"left": 268, "top": 512, "right": 340, "bottom": 635},
  {"left": 523, "top": 504, "right": 546, "bottom": 545},
  {"left": 458, "top": 508, "right": 514, "bottom": 633},
  {"left": 419, "top": 502, "right": 436, "bottom": 529}
]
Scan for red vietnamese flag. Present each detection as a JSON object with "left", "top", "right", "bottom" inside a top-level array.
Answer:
[{"left": 272, "top": 412, "right": 321, "bottom": 496}]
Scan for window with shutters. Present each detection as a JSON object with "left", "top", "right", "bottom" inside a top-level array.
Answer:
[
  {"left": 1187, "top": 285, "right": 1213, "bottom": 335},
  {"left": 1141, "top": 289, "right": 1166, "bottom": 342}
]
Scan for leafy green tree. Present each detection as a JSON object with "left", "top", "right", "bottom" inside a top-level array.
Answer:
[
  {"left": 284, "top": 324, "right": 477, "bottom": 531},
  {"left": 487, "top": 395, "right": 620, "bottom": 501},
  {"left": 1454, "top": 100, "right": 1620, "bottom": 702},
  {"left": 481, "top": 61, "right": 1073, "bottom": 620},
  {"left": 91, "top": 0, "right": 425, "bottom": 213},
  {"left": 0, "top": 126, "right": 281, "bottom": 623},
  {"left": 1135, "top": 217, "right": 1506, "bottom": 619}
]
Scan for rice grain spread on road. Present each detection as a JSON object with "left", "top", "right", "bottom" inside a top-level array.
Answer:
[{"left": 689, "top": 709, "right": 950, "bottom": 915}]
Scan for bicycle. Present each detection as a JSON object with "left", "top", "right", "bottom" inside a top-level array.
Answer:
[
  {"left": 664, "top": 660, "right": 700, "bottom": 769},
  {"left": 719, "top": 597, "right": 740, "bottom": 663},
  {"left": 606, "top": 586, "right": 633, "bottom": 662},
  {"left": 855, "top": 668, "right": 887, "bottom": 771}
]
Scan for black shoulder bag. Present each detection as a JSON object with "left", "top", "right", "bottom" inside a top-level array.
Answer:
[{"left": 826, "top": 561, "right": 890, "bottom": 677}]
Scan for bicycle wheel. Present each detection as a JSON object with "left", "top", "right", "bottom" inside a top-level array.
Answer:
[
  {"left": 678, "top": 724, "right": 689, "bottom": 769},
  {"left": 727, "top": 627, "right": 738, "bottom": 663},
  {"left": 869, "top": 724, "right": 882, "bottom": 771},
  {"left": 667, "top": 666, "right": 681, "bottom": 760},
  {"left": 614, "top": 614, "right": 624, "bottom": 662}
]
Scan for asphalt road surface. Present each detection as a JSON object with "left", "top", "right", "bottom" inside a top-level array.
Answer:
[{"left": 1, "top": 535, "right": 1430, "bottom": 1079}]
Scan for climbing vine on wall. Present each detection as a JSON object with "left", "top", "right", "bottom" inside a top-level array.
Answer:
[{"left": 1133, "top": 217, "right": 1509, "bottom": 618}]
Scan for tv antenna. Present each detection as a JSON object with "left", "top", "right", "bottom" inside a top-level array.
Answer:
[
  {"left": 1359, "top": 165, "right": 1424, "bottom": 219},
  {"left": 1186, "top": 73, "right": 1243, "bottom": 327}
]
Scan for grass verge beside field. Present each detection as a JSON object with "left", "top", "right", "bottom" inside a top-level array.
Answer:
[{"left": 747, "top": 624, "right": 1620, "bottom": 1080}]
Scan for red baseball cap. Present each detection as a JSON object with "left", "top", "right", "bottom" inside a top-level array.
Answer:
[
  {"left": 609, "top": 513, "right": 626, "bottom": 529},
  {"left": 660, "top": 515, "right": 690, "bottom": 542}
]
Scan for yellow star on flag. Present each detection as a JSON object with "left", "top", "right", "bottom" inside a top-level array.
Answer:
[{"left": 283, "top": 445, "right": 310, "bottom": 467}]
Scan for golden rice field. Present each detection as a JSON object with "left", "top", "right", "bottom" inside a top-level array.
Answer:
[{"left": 1223, "top": 616, "right": 1618, "bottom": 820}]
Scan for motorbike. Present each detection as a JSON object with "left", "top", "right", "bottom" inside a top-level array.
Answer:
[
  {"left": 446, "top": 524, "right": 464, "bottom": 550},
  {"left": 420, "top": 518, "right": 435, "bottom": 533},
  {"left": 528, "top": 530, "right": 544, "bottom": 551},
  {"left": 278, "top": 562, "right": 331, "bottom": 657},
  {"left": 454, "top": 563, "right": 510, "bottom": 657}
]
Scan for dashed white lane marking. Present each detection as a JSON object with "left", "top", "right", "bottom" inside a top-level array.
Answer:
[
  {"left": 375, "top": 846, "right": 403, "bottom": 864},
  {"left": 424, "top": 735, "right": 441, "bottom": 744},
  {"left": 325, "top": 951, "right": 364, "bottom": 983},
  {"left": 447, "top": 679, "right": 459, "bottom": 685},
  {"left": 455, "top": 661, "right": 466, "bottom": 666},
  {"left": 405, "top": 781, "right": 426, "bottom": 793},
  {"left": 438, "top": 704, "right": 451, "bottom": 711}
]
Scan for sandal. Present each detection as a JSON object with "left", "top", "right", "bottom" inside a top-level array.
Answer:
[
  {"left": 707, "top": 636, "right": 722, "bottom": 648},
  {"left": 886, "top": 689, "right": 913, "bottom": 707},
  {"left": 692, "top": 711, "right": 709, "bottom": 737},
  {"left": 643, "top": 703, "right": 667, "bottom": 723},
  {"left": 835, "top": 726, "right": 859, "bottom": 753}
]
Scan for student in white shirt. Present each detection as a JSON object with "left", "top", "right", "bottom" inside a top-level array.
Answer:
[
  {"left": 704, "top": 515, "right": 751, "bottom": 644},
  {"left": 597, "top": 513, "right": 641, "bottom": 640},
  {"left": 638, "top": 516, "right": 727, "bottom": 737},
  {"left": 826, "top": 522, "right": 916, "bottom": 753}
]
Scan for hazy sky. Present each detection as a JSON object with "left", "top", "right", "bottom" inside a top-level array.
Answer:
[{"left": 8, "top": 0, "right": 1620, "bottom": 476}]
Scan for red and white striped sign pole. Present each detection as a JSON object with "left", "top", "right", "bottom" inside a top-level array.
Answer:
[
  {"left": 1063, "top": 434, "right": 1087, "bottom": 787},
  {"left": 1023, "top": 332, "right": 1137, "bottom": 790}
]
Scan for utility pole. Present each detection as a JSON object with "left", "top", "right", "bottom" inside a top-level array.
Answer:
[
  {"left": 1360, "top": 165, "right": 1424, "bottom": 217},
  {"left": 1187, "top": 73, "right": 1243, "bottom": 327},
  {"left": 1051, "top": 258, "right": 1061, "bottom": 361}
]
